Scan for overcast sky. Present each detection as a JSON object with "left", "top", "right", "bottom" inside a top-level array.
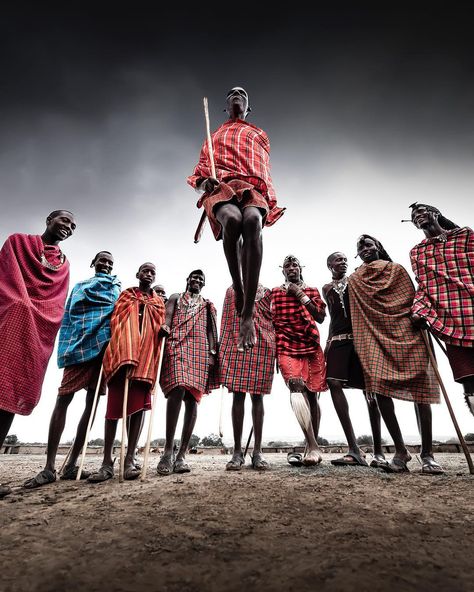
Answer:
[{"left": 1, "top": 4, "right": 473, "bottom": 445}]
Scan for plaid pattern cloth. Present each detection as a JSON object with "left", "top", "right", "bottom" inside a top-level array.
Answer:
[
  {"left": 348, "top": 260, "right": 440, "bottom": 404},
  {"left": 219, "top": 285, "right": 275, "bottom": 395},
  {"left": 0, "top": 234, "right": 70, "bottom": 415},
  {"left": 57, "top": 273, "right": 121, "bottom": 368},
  {"left": 188, "top": 119, "right": 285, "bottom": 226},
  {"left": 410, "top": 226, "right": 474, "bottom": 347},
  {"left": 160, "top": 295, "right": 219, "bottom": 401},
  {"left": 103, "top": 288, "right": 165, "bottom": 387},
  {"left": 271, "top": 286, "right": 326, "bottom": 355}
]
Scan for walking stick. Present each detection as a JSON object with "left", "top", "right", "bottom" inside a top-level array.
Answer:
[
  {"left": 76, "top": 365, "right": 104, "bottom": 481},
  {"left": 194, "top": 97, "right": 218, "bottom": 244},
  {"left": 140, "top": 337, "right": 167, "bottom": 481},
  {"left": 243, "top": 426, "right": 254, "bottom": 459},
  {"left": 422, "top": 331, "right": 474, "bottom": 474},
  {"left": 59, "top": 438, "right": 74, "bottom": 476},
  {"left": 119, "top": 377, "right": 130, "bottom": 483},
  {"left": 218, "top": 385, "right": 224, "bottom": 438}
]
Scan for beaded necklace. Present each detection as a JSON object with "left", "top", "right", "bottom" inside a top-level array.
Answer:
[{"left": 331, "top": 276, "right": 348, "bottom": 318}]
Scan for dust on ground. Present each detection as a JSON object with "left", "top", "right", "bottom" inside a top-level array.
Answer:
[{"left": 1, "top": 453, "right": 473, "bottom": 592}]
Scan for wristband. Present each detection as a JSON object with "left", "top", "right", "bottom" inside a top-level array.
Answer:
[{"left": 300, "top": 295, "right": 311, "bottom": 305}]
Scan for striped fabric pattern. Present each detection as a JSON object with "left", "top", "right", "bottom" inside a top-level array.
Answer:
[
  {"left": 188, "top": 119, "right": 285, "bottom": 226},
  {"left": 57, "top": 273, "right": 121, "bottom": 368},
  {"left": 271, "top": 286, "right": 326, "bottom": 355},
  {"left": 219, "top": 285, "right": 276, "bottom": 395},
  {"left": 103, "top": 288, "right": 165, "bottom": 387},
  {"left": 348, "top": 260, "right": 440, "bottom": 404},
  {"left": 160, "top": 296, "right": 219, "bottom": 401},
  {"left": 410, "top": 226, "right": 474, "bottom": 347}
]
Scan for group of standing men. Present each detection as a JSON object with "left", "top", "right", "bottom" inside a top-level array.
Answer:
[{"left": 0, "top": 87, "right": 473, "bottom": 498}]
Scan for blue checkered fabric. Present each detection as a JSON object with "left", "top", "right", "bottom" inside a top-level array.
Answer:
[{"left": 57, "top": 273, "right": 121, "bottom": 368}]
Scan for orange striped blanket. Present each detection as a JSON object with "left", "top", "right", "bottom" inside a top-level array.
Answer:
[{"left": 103, "top": 287, "right": 165, "bottom": 386}]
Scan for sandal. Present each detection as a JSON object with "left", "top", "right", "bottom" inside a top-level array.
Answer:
[
  {"left": 251, "top": 453, "right": 269, "bottom": 471},
  {"left": 420, "top": 456, "right": 444, "bottom": 475},
  {"left": 380, "top": 456, "right": 411, "bottom": 474},
  {"left": 60, "top": 465, "right": 91, "bottom": 480},
  {"left": 87, "top": 463, "right": 114, "bottom": 483},
  {"left": 0, "top": 484, "right": 12, "bottom": 499},
  {"left": 287, "top": 452, "right": 304, "bottom": 467},
  {"left": 369, "top": 454, "right": 388, "bottom": 469},
  {"left": 331, "top": 452, "right": 368, "bottom": 467},
  {"left": 303, "top": 450, "right": 323, "bottom": 466},
  {"left": 23, "top": 469, "right": 56, "bottom": 489},
  {"left": 173, "top": 458, "right": 191, "bottom": 474},
  {"left": 157, "top": 454, "right": 174, "bottom": 476},
  {"left": 123, "top": 465, "right": 141, "bottom": 480},
  {"left": 225, "top": 453, "right": 245, "bottom": 471}
]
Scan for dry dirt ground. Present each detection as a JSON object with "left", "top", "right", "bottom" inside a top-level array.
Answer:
[{"left": 1, "top": 452, "right": 473, "bottom": 592}]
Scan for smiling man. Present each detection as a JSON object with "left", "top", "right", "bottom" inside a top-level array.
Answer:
[
  {"left": 188, "top": 87, "right": 285, "bottom": 352},
  {"left": 0, "top": 210, "right": 75, "bottom": 498},
  {"left": 409, "top": 203, "right": 474, "bottom": 418},
  {"left": 24, "top": 251, "right": 121, "bottom": 489},
  {"left": 158, "top": 270, "right": 219, "bottom": 475}
]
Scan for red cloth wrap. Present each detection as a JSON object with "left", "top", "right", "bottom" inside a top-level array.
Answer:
[{"left": 0, "top": 234, "right": 70, "bottom": 415}]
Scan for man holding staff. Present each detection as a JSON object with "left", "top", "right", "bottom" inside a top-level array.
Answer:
[
  {"left": 24, "top": 251, "right": 120, "bottom": 488},
  {"left": 220, "top": 283, "right": 275, "bottom": 471},
  {"left": 158, "top": 270, "right": 219, "bottom": 475},
  {"left": 188, "top": 87, "right": 285, "bottom": 351},
  {"left": 271, "top": 255, "right": 327, "bottom": 466},
  {"left": 0, "top": 210, "right": 75, "bottom": 498},
  {"left": 409, "top": 203, "right": 474, "bottom": 418},
  {"left": 88, "top": 262, "right": 165, "bottom": 483}
]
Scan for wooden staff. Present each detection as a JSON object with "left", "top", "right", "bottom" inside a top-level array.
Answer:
[
  {"left": 218, "top": 385, "right": 224, "bottom": 438},
  {"left": 243, "top": 426, "right": 254, "bottom": 458},
  {"left": 76, "top": 365, "right": 104, "bottom": 481},
  {"left": 59, "top": 438, "right": 74, "bottom": 476},
  {"left": 194, "top": 97, "right": 218, "bottom": 244},
  {"left": 140, "top": 337, "right": 167, "bottom": 481},
  {"left": 422, "top": 330, "right": 474, "bottom": 474},
  {"left": 119, "top": 377, "right": 130, "bottom": 483}
]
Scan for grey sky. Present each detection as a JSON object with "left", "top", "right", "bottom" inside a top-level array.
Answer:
[{"left": 1, "top": 4, "right": 473, "bottom": 443}]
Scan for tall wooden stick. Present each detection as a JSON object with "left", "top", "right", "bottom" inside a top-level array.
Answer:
[
  {"left": 76, "top": 365, "right": 104, "bottom": 481},
  {"left": 119, "top": 377, "right": 130, "bottom": 483},
  {"left": 422, "top": 331, "right": 474, "bottom": 474},
  {"left": 59, "top": 438, "right": 74, "bottom": 476},
  {"left": 243, "top": 426, "right": 254, "bottom": 458},
  {"left": 194, "top": 98, "right": 217, "bottom": 244},
  {"left": 140, "top": 337, "right": 167, "bottom": 481}
]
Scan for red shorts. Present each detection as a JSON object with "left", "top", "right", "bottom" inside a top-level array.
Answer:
[
  {"left": 58, "top": 354, "right": 106, "bottom": 396},
  {"left": 200, "top": 179, "right": 269, "bottom": 240},
  {"left": 278, "top": 350, "right": 327, "bottom": 393},
  {"left": 105, "top": 367, "right": 152, "bottom": 420}
]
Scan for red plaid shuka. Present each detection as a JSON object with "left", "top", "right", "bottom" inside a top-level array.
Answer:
[
  {"left": 160, "top": 294, "right": 219, "bottom": 402},
  {"left": 410, "top": 227, "right": 474, "bottom": 347},
  {"left": 187, "top": 119, "right": 285, "bottom": 227},
  {"left": 103, "top": 288, "right": 165, "bottom": 387},
  {"left": 271, "top": 285, "right": 326, "bottom": 355},
  {"left": 348, "top": 260, "right": 440, "bottom": 404},
  {"left": 219, "top": 285, "right": 276, "bottom": 395}
]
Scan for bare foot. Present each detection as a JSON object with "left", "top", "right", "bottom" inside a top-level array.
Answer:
[
  {"left": 302, "top": 449, "right": 322, "bottom": 466},
  {"left": 237, "top": 316, "right": 256, "bottom": 352}
]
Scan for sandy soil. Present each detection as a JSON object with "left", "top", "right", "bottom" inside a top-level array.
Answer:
[{"left": 1, "top": 453, "right": 473, "bottom": 592}]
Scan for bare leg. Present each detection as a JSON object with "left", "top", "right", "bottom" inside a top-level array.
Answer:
[
  {"left": 65, "top": 389, "right": 97, "bottom": 469},
  {"left": 366, "top": 393, "right": 384, "bottom": 458},
  {"left": 231, "top": 391, "right": 246, "bottom": 457},
  {"left": 124, "top": 411, "right": 144, "bottom": 470},
  {"left": 216, "top": 204, "right": 244, "bottom": 314},
  {"left": 307, "top": 391, "right": 321, "bottom": 441},
  {"left": 289, "top": 379, "right": 321, "bottom": 463},
  {"left": 462, "top": 378, "right": 474, "bottom": 417},
  {"left": 250, "top": 394, "right": 264, "bottom": 454},
  {"left": 43, "top": 394, "right": 74, "bottom": 472},
  {"left": 328, "top": 379, "right": 360, "bottom": 455},
  {"left": 102, "top": 418, "right": 118, "bottom": 466},
  {"left": 163, "top": 387, "right": 186, "bottom": 459},
  {"left": 239, "top": 207, "right": 263, "bottom": 350},
  {"left": 176, "top": 392, "right": 198, "bottom": 461},
  {"left": 375, "top": 394, "right": 410, "bottom": 462},
  {"left": 0, "top": 410, "right": 15, "bottom": 448}
]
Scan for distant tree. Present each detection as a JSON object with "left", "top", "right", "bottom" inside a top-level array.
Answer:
[
  {"left": 465, "top": 433, "right": 474, "bottom": 442},
  {"left": 88, "top": 438, "right": 105, "bottom": 446},
  {"left": 317, "top": 436, "right": 329, "bottom": 446},
  {"left": 113, "top": 439, "right": 121, "bottom": 446},
  {"left": 446, "top": 437, "right": 459, "bottom": 444},
  {"left": 200, "top": 433, "right": 223, "bottom": 447},
  {"left": 356, "top": 435, "right": 374, "bottom": 446},
  {"left": 267, "top": 441, "right": 290, "bottom": 447},
  {"left": 189, "top": 434, "right": 200, "bottom": 448},
  {"left": 5, "top": 434, "right": 18, "bottom": 445},
  {"left": 150, "top": 438, "right": 166, "bottom": 447}
]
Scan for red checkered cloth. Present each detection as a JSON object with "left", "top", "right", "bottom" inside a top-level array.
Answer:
[
  {"left": 219, "top": 285, "right": 276, "bottom": 395},
  {"left": 410, "top": 226, "right": 474, "bottom": 347},
  {"left": 188, "top": 118, "right": 285, "bottom": 227},
  {"left": 348, "top": 260, "right": 440, "bottom": 404},
  {"left": 103, "top": 288, "right": 165, "bottom": 387},
  {"left": 271, "top": 286, "right": 326, "bottom": 355},
  {"left": 58, "top": 352, "right": 106, "bottom": 396},
  {"left": 0, "top": 234, "right": 70, "bottom": 415},
  {"left": 160, "top": 295, "right": 219, "bottom": 402}
]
